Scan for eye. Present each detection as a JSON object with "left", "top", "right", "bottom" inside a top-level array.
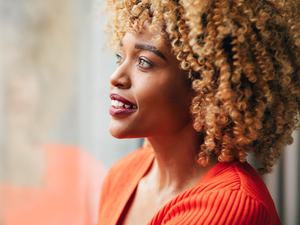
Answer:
[
  {"left": 137, "top": 57, "right": 153, "bottom": 69},
  {"left": 115, "top": 53, "right": 123, "bottom": 65}
]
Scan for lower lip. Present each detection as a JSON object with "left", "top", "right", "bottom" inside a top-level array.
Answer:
[{"left": 109, "top": 106, "right": 137, "bottom": 116}]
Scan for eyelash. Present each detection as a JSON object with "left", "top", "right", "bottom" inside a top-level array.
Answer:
[
  {"left": 115, "top": 53, "right": 153, "bottom": 69},
  {"left": 115, "top": 53, "right": 123, "bottom": 64},
  {"left": 137, "top": 58, "right": 153, "bottom": 69}
]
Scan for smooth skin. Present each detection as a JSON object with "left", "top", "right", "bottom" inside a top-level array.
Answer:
[{"left": 109, "top": 22, "right": 218, "bottom": 225}]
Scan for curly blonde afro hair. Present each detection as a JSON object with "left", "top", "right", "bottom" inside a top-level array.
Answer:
[{"left": 106, "top": 0, "right": 300, "bottom": 174}]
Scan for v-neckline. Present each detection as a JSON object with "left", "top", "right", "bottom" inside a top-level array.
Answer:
[
  {"left": 114, "top": 149, "right": 155, "bottom": 225},
  {"left": 115, "top": 149, "right": 224, "bottom": 225}
]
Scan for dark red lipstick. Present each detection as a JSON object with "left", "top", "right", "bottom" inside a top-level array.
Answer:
[
  {"left": 110, "top": 93, "right": 136, "bottom": 106},
  {"left": 109, "top": 93, "right": 137, "bottom": 116}
]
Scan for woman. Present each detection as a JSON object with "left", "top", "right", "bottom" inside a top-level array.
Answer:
[{"left": 98, "top": 0, "right": 300, "bottom": 224}]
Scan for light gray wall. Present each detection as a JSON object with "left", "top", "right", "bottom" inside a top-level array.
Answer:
[{"left": 51, "top": 0, "right": 140, "bottom": 169}]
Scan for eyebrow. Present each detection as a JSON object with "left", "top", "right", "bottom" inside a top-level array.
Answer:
[
  {"left": 119, "top": 40, "right": 167, "bottom": 61},
  {"left": 135, "top": 43, "right": 167, "bottom": 61}
]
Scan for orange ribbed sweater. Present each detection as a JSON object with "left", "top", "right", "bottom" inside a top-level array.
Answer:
[{"left": 98, "top": 148, "right": 281, "bottom": 225}]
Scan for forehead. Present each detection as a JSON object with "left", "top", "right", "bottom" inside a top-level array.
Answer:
[
  {"left": 119, "top": 22, "right": 170, "bottom": 53},
  {"left": 121, "top": 31, "right": 155, "bottom": 47}
]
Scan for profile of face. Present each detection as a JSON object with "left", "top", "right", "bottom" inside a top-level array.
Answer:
[{"left": 109, "top": 22, "right": 193, "bottom": 139}]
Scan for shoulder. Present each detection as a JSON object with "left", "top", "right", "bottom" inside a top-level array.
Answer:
[
  {"left": 151, "top": 161, "right": 281, "bottom": 225},
  {"left": 195, "top": 161, "right": 277, "bottom": 206}
]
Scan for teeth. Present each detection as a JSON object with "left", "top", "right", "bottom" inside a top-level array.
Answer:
[
  {"left": 111, "top": 100, "right": 137, "bottom": 109},
  {"left": 112, "top": 100, "right": 117, "bottom": 107}
]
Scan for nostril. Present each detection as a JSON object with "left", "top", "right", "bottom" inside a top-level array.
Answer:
[
  {"left": 113, "top": 78, "right": 131, "bottom": 89},
  {"left": 116, "top": 84, "right": 125, "bottom": 88},
  {"left": 109, "top": 68, "right": 131, "bottom": 89}
]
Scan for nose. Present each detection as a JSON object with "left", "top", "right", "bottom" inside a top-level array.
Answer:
[{"left": 110, "top": 65, "right": 131, "bottom": 89}]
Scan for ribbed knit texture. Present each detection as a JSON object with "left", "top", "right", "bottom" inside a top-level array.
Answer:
[{"left": 98, "top": 148, "right": 281, "bottom": 225}]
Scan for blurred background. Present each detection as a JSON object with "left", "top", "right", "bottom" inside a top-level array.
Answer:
[
  {"left": 0, "top": 0, "right": 298, "bottom": 224},
  {"left": 0, "top": 0, "right": 139, "bottom": 224}
]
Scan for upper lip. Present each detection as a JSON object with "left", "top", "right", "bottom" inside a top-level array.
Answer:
[{"left": 110, "top": 93, "right": 136, "bottom": 106}]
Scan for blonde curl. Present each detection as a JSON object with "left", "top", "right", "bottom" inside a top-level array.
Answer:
[{"left": 105, "top": 0, "right": 300, "bottom": 174}]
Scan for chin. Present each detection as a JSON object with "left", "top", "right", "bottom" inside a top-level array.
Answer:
[
  {"left": 109, "top": 124, "right": 131, "bottom": 139},
  {"left": 109, "top": 123, "right": 144, "bottom": 139},
  {"left": 110, "top": 132, "right": 127, "bottom": 139}
]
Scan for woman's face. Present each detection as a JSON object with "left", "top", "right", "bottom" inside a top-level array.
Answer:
[{"left": 109, "top": 23, "right": 193, "bottom": 139}]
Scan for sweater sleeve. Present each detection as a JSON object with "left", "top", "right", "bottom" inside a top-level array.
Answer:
[{"left": 160, "top": 189, "right": 271, "bottom": 225}]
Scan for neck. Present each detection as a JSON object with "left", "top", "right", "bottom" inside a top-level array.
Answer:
[{"left": 147, "top": 122, "right": 218, "bottom": 195}]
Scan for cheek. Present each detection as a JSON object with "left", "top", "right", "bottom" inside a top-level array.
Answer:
[
  {"left": 138, "top": 80, "right": 192, "bottom": 130},
  {"left": 137, "top": 70, "right": 191, "bottom": 111},
  {"left": 164, "top": 87, "right": 192, "bottom": 122},
  {"left": 151, "top": 76, "right": 191, "bottom": 113}
]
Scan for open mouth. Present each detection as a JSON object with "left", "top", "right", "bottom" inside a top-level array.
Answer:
[
  {"left": 111, "top": 100, "right": 137, "bottom": 109},
  {"left": 110, "top": 93, "right": 138, "bottom": 110}
]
